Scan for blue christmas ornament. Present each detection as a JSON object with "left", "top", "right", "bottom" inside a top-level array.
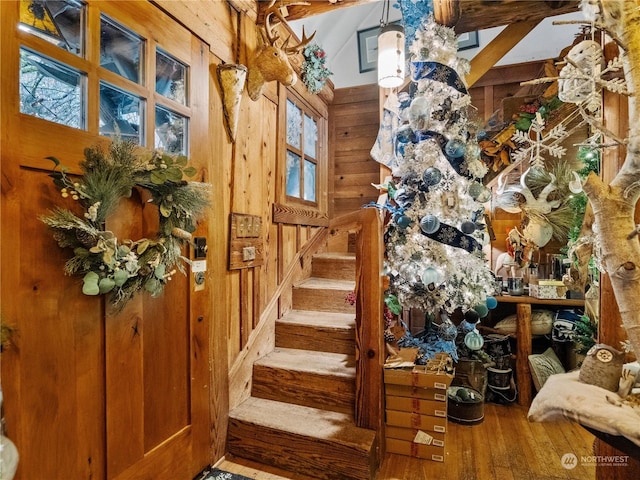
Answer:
[
  {"left": 445, "top": 138, "right": 466, "bottom": 158},
  {"left": 395, "top": 124, "right": 415, "bottom": 144},
  {"left": 420, "top": 215, "right": 440, "bottom": 234},
  {"left": 464, "top": 329, "right": 484, "bottom": 350},
  {"left": 395, "top": 214, "right": 412, "bottom": 229},
  {"left": 438, "top": 319, "right": 458, "bottom": 341},
  {"left": 422, "top": 167, "right": 442, "bottom": 186},
  {"left": 473, "top": 303, "right": 489, "bottom": 318},
  {"left": 459, "top": 319, "right": 476, "bottom": 333},
  {"left": 421, "top": 267, "right": 440, "bottom": 285},
  {"left": 461, "top": 221, "right": 476, "bottom": 234},
  {"left": 468, "top": 181, "right": 483, "bottom": 199},
  {"left": 486, "top": 296, "right": 498, "bottom": 310}
]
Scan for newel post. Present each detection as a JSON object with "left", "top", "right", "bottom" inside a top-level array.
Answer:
[{"left": 354, "top": 208, "right": 385, "bottom": 432}]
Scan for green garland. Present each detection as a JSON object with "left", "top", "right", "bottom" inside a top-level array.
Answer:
[
  {"left": 40, "top": 139, "right": 210, "bottom": 309},
  {"left": 301, "top": 43, "right": 332, "bottom": 95}
]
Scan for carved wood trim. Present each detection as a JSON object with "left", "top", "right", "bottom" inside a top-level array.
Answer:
[{"left": 273, "top": 202, "right": 329, "bottom": 226}]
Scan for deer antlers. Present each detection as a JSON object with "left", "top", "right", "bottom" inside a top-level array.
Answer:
[
  {"left": 262, "top": 0, "right": 316, "bottom": 53},
  {"left": 497, "top": 168, "right": 561, "bottom": 214}
]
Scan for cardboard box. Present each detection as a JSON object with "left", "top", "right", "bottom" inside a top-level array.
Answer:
[
  {"left": 385, "top": 384, "right": 447, "bottom": 402},
  {"left": 385, "top": 425, "right": 446, "bottom": 447},
  {"left": 386, "top": 437, "right": 445, "bottom": 462},
  {"left": 385, "top": 409, "right": 447, "bottom": 433},
  {"left": 385, "top": 395, "right": 448, "bottom": 418},
  {"left": 384, "top": 365, "right": 454, "bottom": 390},
  {"left": 529, "top": 280, "right": 567, "bottom": 299}
]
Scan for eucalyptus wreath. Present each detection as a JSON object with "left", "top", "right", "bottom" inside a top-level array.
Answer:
[
  {"left": 301, "top": 43, "right": 332, "bottom": 95},
  {"left": 40, "top": 139, "right": 210, "bottom": 309}
]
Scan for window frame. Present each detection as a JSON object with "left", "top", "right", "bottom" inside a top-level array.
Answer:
[
  {"left": 13, "top": 0, "right": 194, "bottom": 166},
  {"left": 275, "top": 87, "right": 328, "bottom": 226}
]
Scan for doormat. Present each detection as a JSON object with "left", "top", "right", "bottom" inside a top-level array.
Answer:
[{"left": 195, "top": 467, "right": 254, "bottom": 480}]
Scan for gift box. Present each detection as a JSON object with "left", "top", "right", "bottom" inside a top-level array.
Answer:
[
  {"left": 384, "top": 384, "right": 447, "bottom": 402},
  {"left": 385, "top": 409, "right": 447, "bottom": 433},
  {"left": 385, "top": 425, "right": 446, "bottom": 447},
  {"left": 529, "top": 279, "right": 567, "bottom": 299},
  {"left": 385, "top": 395, "right": 447, "bottom": 418},
  {"left": 385, "top": 437, "right": 445, "bottom": 462},
  {"left": 383, "top": 352, "right": 455, "bottom": 390}
]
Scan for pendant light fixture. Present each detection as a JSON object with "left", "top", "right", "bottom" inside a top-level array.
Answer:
[{"left": 377, "top": 0, "right": 405, "bottom": 88}]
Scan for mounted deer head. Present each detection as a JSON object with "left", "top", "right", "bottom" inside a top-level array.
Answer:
[{"left": 247, "top": 0, "right": 316, "bottom": 101}]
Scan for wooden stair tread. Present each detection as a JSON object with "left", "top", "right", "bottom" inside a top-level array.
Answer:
[
  {"left": 313, "top": 252, "right": 355, "bottom": 261},
  {"left": 295, "top": 277, "right": 355, "bottom": 290},
  {"left": 230, "top": 396, "right": 376, "bottom": 450},
  {"left": 256, "top": 348, "right": 355, "bottom": 377},
  {"left": 278, "top": 310, "right": 355, "bottom": 328}
]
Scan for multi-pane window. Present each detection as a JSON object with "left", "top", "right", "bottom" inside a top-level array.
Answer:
[
  {"left": 19, "top": 0, "right": 85, "bottom": 55},
  {"left": 19, "top": 47, "right": 85, "bottom": 128},
  {"left": 285, "top": 98, "right": 318, "bottom": 203},
  {"left": 17, "top": 0, "right": 190, "bottom": 155}
]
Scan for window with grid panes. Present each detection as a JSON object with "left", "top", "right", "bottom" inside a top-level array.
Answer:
[
  {"left": 17, "top": 0, "right": 190, "bottom": 154},
  {"left": 285, "top": 97, "right": 318, "bottom": 204}
]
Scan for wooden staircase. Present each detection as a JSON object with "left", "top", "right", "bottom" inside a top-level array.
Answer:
[{"left": 227, "top": 253, "right": 379, "bottom": 480}]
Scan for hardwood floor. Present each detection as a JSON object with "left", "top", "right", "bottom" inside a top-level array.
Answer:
[{"left": 216, "top": 403, "right": 598, "bottom": 479}]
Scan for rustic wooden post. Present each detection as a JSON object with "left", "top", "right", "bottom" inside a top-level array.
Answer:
[
  {"left": 516, "top": 302, "right": 533, "bottom": 406},
  {"left": 354, "top": 208, "right": 385, "bottom": 434}
]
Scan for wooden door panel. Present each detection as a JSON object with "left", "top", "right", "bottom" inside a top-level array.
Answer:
[
  {"left": 1, "top": 2, "right": 212, "bottom": 479},
  {"left": 142, "top": 284, "right": 190, "bottom": 452},
  {"left": 2, "top": 169, "right": 106, "bottom": 479}
]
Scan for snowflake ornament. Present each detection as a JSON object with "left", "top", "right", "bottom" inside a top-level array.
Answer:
[
  {"left": 511, "top": 116, "right": 568, "bottom": 168},
  {"left": 559, "top": 40, "right": 628, "bottom": 113}
]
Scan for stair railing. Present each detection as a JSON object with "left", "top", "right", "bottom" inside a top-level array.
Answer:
[{"left": 329, "top": 208, "right": 385, "bottom": 432}]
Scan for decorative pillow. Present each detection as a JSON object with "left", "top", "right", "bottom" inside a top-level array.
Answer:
[
  {"left": 494, "top": 309, "right": 554, "bottom": 335},
  {"left": 528, "top": 347, "right": 566, "bottom": 391},
  {"left": 528, "top": 371, "right": 640, "bottom": 447}
]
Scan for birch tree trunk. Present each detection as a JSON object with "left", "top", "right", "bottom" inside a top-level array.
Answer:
[{"left": 582, "top": 0, "right": 640, "bottom": 357}]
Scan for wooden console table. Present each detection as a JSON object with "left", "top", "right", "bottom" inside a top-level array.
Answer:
[{"left": 495, "top": 295, "right": 585, "bottom": 406}]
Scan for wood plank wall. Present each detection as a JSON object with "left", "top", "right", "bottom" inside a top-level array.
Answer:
[{"left": 329, "top": 85, "right": 381, "bottom": 218}]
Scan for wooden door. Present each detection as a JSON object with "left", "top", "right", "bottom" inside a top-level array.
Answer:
[{"left": 0, "top": 1, "right": 212, "bottom": 478}]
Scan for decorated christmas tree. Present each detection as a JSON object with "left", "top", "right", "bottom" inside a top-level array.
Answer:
[{"left": 379, "top": 14, "right": 496, "bottom": 362}]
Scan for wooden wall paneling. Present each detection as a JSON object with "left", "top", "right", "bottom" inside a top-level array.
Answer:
[
  {"left": 209, "top": 46, "right": 233, "bottom": 464},
  {"left": 154, "top": 0, "right": 242, "bottom": 62},
  {"left": 330, "top": 85, "right": 380, "bottom": 217},
  {"left": 281, "top": 225, "right": 299, "bottom": 278},
  {"left": 240, "top": 268, "right": 251, "bottom": 349},
  {"left": 253, "top": 266, "right": 261, "bottom": 329},
  {"left": 483, "top": 85, "right": 494, "bottom": 122},
  {"left": 188, "top": 35, "right": 216, "bottom": 471},
  {"left": 227, "top": 268, "right": 241, "bottom": 362}
]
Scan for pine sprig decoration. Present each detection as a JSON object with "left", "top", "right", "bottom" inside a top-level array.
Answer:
[
  {"left": 301, "top": 43, "right": 332, "bottom": 95},
  {"left": 40, "top": 138, "right": 211, "bottom": 310}
]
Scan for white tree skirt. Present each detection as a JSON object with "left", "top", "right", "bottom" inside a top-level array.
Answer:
[{"left": 528, "top": 371, "right": 640, "bottom": 447}]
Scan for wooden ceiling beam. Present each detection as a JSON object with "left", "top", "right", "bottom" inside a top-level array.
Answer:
[
  {"left": 256, "top": 0, "right": 379, "bottom": 24},
  {"left": 465, "top": 19, "right": 541, "bottom": 87},
  {"left": 260, "top": 0, "right": 580, "bottom": 33},
  {"left": 435, "top": 0, "right": 580, "bottom": 34}
]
